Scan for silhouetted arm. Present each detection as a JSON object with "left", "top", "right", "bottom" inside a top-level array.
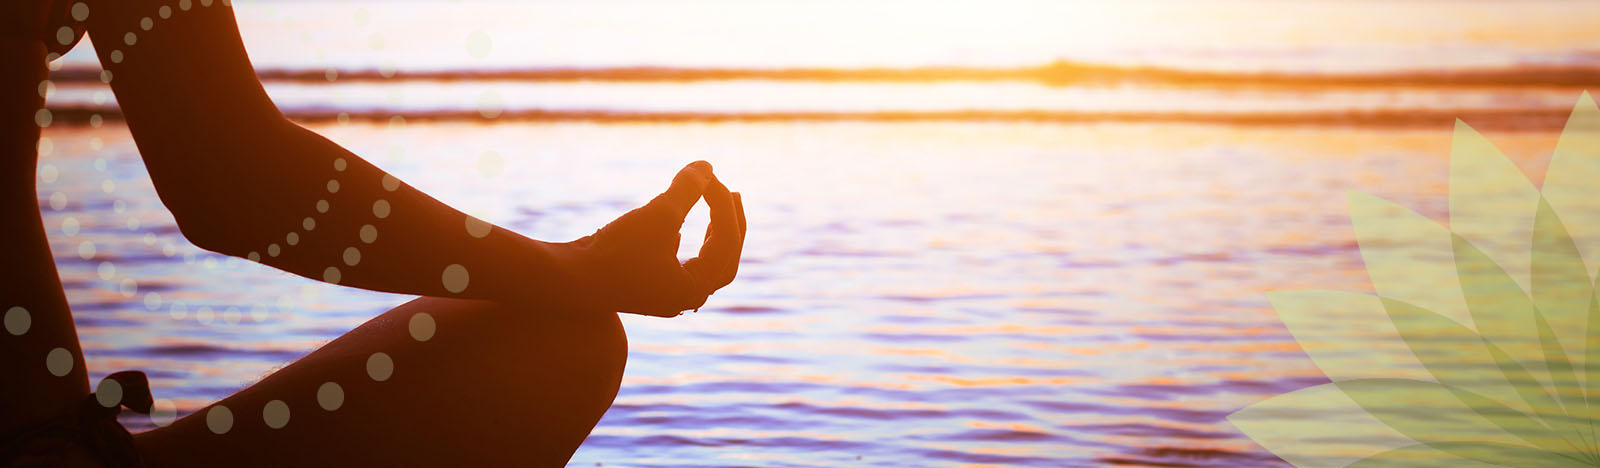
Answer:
[{"left": 71, "top": 0, "right": 744, "bottom": 316}]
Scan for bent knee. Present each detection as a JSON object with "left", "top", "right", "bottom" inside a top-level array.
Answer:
[{"left": 460, "top": 302, "right": 628, "bottom": 396}]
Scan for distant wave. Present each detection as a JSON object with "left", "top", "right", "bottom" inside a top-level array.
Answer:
[
  {"left": 44, "top": 106, "right": 1574, "bottom": 130},
  {"left": 44, "top": 60, "right": 1600, "bottom": 88}
]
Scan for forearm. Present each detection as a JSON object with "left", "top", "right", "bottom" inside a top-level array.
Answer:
[{"left": 167, "top": 118, "right": 598, "bottom": 308}]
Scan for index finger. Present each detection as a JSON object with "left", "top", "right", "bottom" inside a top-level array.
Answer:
[{"left": 651, "top": 160, "right": 714, "bottom": 218}]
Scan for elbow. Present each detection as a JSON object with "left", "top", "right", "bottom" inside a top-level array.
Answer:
[
  {"left": 166, "top": 197, "right": 248, "bottom": 257},
  {"left": 172, "top": 210, "right": 233, "bottom": 256}
]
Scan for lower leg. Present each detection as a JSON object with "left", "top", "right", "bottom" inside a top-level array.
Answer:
[{"left": 133, "top": 297, "right": 627, "bottom": 467}]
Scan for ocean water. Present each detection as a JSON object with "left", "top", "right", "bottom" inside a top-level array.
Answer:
[{"left": 33, "top": 0, "right": 1597, "bottom": 466}]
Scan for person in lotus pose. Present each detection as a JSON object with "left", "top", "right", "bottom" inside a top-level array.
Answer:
[{"left": 2, "top": 0, "right": 746, "bottom": 465}]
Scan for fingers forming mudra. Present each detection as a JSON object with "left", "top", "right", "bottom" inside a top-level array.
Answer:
[{"left": 573, "top": 161, "right": 747, "bottom": 317}]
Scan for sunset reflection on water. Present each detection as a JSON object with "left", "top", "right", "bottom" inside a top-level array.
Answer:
[{"left": 37, "top": 0, "right": 1600, "bottom": 465}]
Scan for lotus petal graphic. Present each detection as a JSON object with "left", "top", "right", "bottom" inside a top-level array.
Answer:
[{"left": 1229, "top": 93, "right": 1600, "bottom": 467}]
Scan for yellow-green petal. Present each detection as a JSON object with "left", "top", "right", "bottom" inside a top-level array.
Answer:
[
  {"left": 1348, "top": 191, "right": 1472, "bottom": 328},
  {"left": 1447, "top": 119, "right": 1540, "bottom": 292},
  {"left": 1541, "top": 93, "right": 1600, "bottom": 279}
]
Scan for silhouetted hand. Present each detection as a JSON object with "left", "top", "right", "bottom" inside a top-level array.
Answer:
[{"left": 571, "top": 161, "right": 747, "bottom": 317}]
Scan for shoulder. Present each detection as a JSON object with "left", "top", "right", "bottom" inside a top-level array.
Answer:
[{"left": 2, "top": 0, "right": 86, "bottom": 56}]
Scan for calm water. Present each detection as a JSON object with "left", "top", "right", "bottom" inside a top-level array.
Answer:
[
  {"left": 39, "top": 121, "right": 1568, "bottom": 467},
  {"left": 33, "top": 0, "right": 1597, "bottom": 466}
]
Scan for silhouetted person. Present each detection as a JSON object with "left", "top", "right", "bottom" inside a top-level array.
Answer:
[{"left": 2, "top": 0, "right": 745, "bottom": 465}]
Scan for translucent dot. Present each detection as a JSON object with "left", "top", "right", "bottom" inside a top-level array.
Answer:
[
  {"left": 201, "top": 0, "right": 212, "bottom": 6},
  {"left": 46, "top": 53, "right": 62, "bottom": 71},
  {"left": 247, "top": 251, "right": 260, "bottom": 262},
  {"left": 119, "top": 279, "right": 137, "bottom": 298},
  {"left": 38, "top": 164, "right": 59, "bottom": 184},
  {"left": 249, "top": 303, "right": 268, "bottom": 322},
  {"left": 94, "top": 158, "right": 108, "bottom": 171},
  {"left": 162, "top": 243, "right": 176, "bottom": 257},
  {"left": 56, "top": 27, "right": 75, "bottom": 46},
  {"left": 441, "top": 264, "right": 469, "bottom": 293},
  {"left": 206, "top": 405, "right": 232, "bottom": 434},
  {"left": 179, "top": 0, "right": 192, "bottom": 11},
  {"left": 97, "top": 262, "right": 115, "bottom": 280},
  {"left": 144, "top": 292, "right": 162, "bottom": 311},
  {"left": 366, "top": 352, "right": 393, "bottom": 381},
  {"left": 476, "top": 91, "right": 503, "bottom": 119},
  {"left": 113, "top": 199, "right": 127, "bottom": 213},
  {"left": 5, "top": 307, "right": 30, "bottom": 336},
  {"left": 317, "top": 382, "right": 344, "bottom": 411},
  {"left": 464, "top": 217, "right": 492, "bottom": 239},
  {"left": 159, "top": 5, "right": 171, "bottom": 18},
  {"left": 368, "top": 33, "right": 385, "bottom": 51},
  {"left": 323, "top": 267, "right": 341, "bottom": 284},
  {"left": 123, "top": 32, "right": 137, "bottom": 46},
  {"left": 169, "top": 301, "right": 188, "bottom": 319},
  {"left": 49, "top": 192, "right": 67, "bottom": 211},
  {"left": 354, "top": 7, "right": 370, "bottom": 25},
  {"left": 46, "top": 348, "right": 73, "bottom": 376},
  {"left": 409, "top": 312, "right": 435, "bottom": 341},
  {"left": 101, "top": 179, "right": 115, "bottom": 193},
  {"left": 95, "top": 378, "right": 123, "bottom": 408},
  {"left": 372, "top": 200, "right": 391, "bottom": 219},
  {"left": 140, "top": 17, "right": 153, "bottom": 31},
  {"left": 143, "top": 233, "right": 156, "bottom": 245},
  {"left": 388, "top": 116, "right": 406, "bottom": 129},
  {"left": 316, "top": 200, "right": 329, "bottom": 213},
  {"left": 286, "top": 232, "right": 299, "bottom": 246},
  {"left": 71, "top": 3, "right": 90, "bottom": 21},
  {"left": 342, "top": 247, "right": 360, "bottom": 266},
  {"left": 326, "top": 180, "right": 340, "bottom": 193},
  {"left": 381, "top": 174, "right": 399, "bottom": 191},
  {"left": 302, "top": 217, "right": 316, "bottom": 231},
  {"left": 35, "top": 109, "right": 52, "bottom": 127},
  {"left": 150, "top": 399, "right": 176, "bottom": 426},
  {"left": 89, "top": 114, "right": 103, "bottom": 128},
  {"left": 267, "top": 243, "right": 281, "bottom": 257},
  {"left": 465, "top": 31, "right": 492, "bottom": 58},
  {"left": 359, "top": 225, "right": 377, "bottom": 244},
  {"left": 263, "top": 400, "right": 290, "bottom": 429},
  {"left": 324, "top": 69, "right": 338, "bottom": 81},
  {"left": 38, "top": 80, "right": 55, "bottom": 99},
  {"left": 61, "top": 217, "right": 79, "bottom": 236},
  {"left": 196, "top": 306, "right": 215, "bottom": 324},
  {"left": 333, "top": 157, "right": 347, "bottom": 171},
  {"left": 223, "top": 307, "right": 241, "bottom": 324},
  {"left": 77, "top": 241, "right": 96, "bottom": 260},
  {"left": 378, "top": 61, "right": 397, "bottom": 78}
]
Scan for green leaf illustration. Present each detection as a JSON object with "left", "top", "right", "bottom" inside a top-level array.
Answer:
[
  {"left": 1447, "top": 120, "right": 1540, "bottom": 292},
  {"left": 1372, "top": 301, "right": 1575, "bottom": 457},
  {"left": 1268, "top": 290, "right": 1430, "bottom": 383},
  {"left": 1541, "top": 93, "right": 1600, "bottom": 279},
  {"left": 1232, "top": 95, "right": 1600, "bottom": 467},
  {"left": 1346, "top": 442, "right": 1586, "bottom": 468},
  {"left": 1347, "top": 191, "right": 1472, "bottom": 329}
]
